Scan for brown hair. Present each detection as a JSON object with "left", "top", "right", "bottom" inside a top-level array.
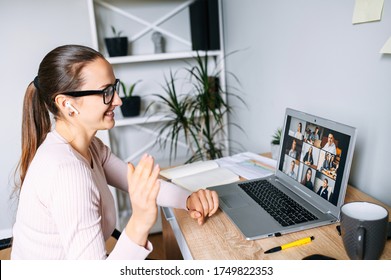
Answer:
[{"left": 16, "top": 45, "right": 104, "bottom": 189}]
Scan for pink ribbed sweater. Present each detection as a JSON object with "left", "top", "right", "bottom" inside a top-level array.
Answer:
[{"left": 11, "top": 130, "right": 190, "bottom": 259}]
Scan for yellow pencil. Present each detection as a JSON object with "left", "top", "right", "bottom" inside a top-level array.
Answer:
[{"left": 264, "top": 236, "right": 314, "bottom": 254}]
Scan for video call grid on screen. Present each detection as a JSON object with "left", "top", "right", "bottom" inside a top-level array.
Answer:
[{"left": 278, "top": 115, "right": 351, "bottom": 206}]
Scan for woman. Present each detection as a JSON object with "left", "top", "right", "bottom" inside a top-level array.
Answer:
[
  {"left": 301, "top": 168, "right": 314, "bottom": 191},
  {"left": 320, "top": 153, "right": 331, "bottom": 172},
  {"left": 288, "top": 139, "right": 297, "bottom": 159},
  {"left": 11, "top": 45, "right": 219, "bottom": 260},
  {"left": 303, "top": 146, "right": 314, "bottom": 165},
  {"left": 294, "top": 122, "right": 303, "bottom": 140}
]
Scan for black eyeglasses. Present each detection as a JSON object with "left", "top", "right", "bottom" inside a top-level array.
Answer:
[{"left": 61, "top": 79, "right": 120, "bottom": 105}]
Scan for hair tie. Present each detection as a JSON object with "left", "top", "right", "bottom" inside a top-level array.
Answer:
[{"left": 33, "top": 76, "right": 40, "bottom": 89}]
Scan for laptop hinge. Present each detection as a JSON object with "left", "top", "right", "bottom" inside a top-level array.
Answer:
[{"left": 326, "top": 211, "right": 339, "bottom": 220}]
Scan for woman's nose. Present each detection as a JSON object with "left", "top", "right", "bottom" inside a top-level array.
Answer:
[{"left": 112, "top": 91, "right": 123, "bottom": 106}]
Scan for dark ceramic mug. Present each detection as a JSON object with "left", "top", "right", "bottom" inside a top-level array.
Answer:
[{"left": 340, "top": 201, "right": 389, "bottom": 260}]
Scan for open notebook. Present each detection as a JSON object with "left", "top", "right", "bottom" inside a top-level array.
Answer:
[{"left": 160, "top": 160, "right": 240, "bottom": 192}]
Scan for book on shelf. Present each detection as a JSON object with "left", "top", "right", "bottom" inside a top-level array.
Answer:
[{"left": 160, "top": 160, "right": 240, "bottom": 192}]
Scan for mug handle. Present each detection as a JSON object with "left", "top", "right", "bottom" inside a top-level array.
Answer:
[{"left": 356, "top": 226, "right": 366, "bottom": 259}]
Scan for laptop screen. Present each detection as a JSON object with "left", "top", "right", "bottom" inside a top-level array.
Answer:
[{"left": 278, "top": 109, "right": 356, "bottom": 207}]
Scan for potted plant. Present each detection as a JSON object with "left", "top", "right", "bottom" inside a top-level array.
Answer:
[
  {"left": 150, "top": 52, "right": 245, "bottom": 163},
  {"left": 120, "top": 80, "right": 142, "bottom": 117},
  {"left": 271, "top": 127, "right": 282, "bottom": 160},
  {"left": 104, "top": 26, "right": 128, "bottom": 57}
]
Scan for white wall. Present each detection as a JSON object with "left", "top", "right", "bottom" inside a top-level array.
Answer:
[
  {"left": 222, "top": 0, "right": 391, "bottom": 206},
  {"left": 0, "top": 0, "right": 92, "bottom": 232}
]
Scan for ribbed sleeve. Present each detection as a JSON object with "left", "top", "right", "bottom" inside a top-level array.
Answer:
[{"left": 157, "top": 180, "right": 191, "bottom": 209}]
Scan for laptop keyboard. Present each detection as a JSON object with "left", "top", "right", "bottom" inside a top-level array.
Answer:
[{"left": 239, "top": 179, "right": 318, "bottom": 227}]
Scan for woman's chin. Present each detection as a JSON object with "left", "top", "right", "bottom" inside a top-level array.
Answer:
[
  {"left": 105, "top": 120, "right": 115, "bottom": 130},
  {"left": 101, "top": 117, "right": 115, "bottom": 130}
]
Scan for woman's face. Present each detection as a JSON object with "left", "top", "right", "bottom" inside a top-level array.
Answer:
[
  {"left": 306, "top": 169, "right": 312, "bottom": 180},
  {"left": 74, "top": 58, "right": 122, "bottom": 132}
]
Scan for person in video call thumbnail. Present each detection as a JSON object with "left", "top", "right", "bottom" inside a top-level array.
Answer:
[
  {"left": 303, "top": 146, "right": 314, "bottom": 166},
  {"left": 301, "top": 168, "right": 314, "bottom": 191},
  {"left": 294, "top": 122, "right": 303, "bottom": 140},
  {"left": 317, "top": 178, "right": 332, "bottom": 201},
  {"left": 322, "top": 133, "right": 337, "bottom": 154},
  {"left": 309, "top": 126, "right": 320, "bottom": 144},
  {"left": 286, "top": 160, "right": 297, "bottom": 179},
  {"left": 320, "top": 153, "right": 331, "bottom": 172},
  {"left": 288, "top": 139, "right": 298, "bottom": 159}
]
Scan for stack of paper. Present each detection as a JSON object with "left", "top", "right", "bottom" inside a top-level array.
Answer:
[{"left": 215, "top": 152, "right": 276, "bottom": 180}]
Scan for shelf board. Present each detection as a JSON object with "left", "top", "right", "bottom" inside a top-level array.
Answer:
[
  {"left": 114, "top": 114, "right": 171, "bottom": 127},
  {"left": 107, "top": 50, "right": 222, "bottom": 65}
]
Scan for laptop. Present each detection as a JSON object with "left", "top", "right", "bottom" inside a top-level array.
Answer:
[{"left": 209, "top": 108, "right": 357, "bottom": 240}]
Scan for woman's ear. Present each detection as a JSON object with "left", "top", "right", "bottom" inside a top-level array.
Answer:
[
  {"left": 54, "top": 95, "right": 68, "bottom": 111},
  {"left": 54, "top": 95, "right": 79, "bottom": 116}
]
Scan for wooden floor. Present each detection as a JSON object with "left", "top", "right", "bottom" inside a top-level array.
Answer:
[
  {"left": 148, "top": 233, "right": 166, "bottom": 260},
  {"left": 0, "top": 247, "right": 11, "bottom": 260},
  {"left": 0, "top": 233, "right": 166, "bottom": 260}
]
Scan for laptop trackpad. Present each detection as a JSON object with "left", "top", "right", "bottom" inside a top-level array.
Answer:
[{"left": 220, "top": 194, "right": 250, "bottom": 209}]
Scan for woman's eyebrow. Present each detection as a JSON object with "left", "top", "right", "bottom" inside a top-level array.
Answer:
[{"left": 98, "top": 81, "right": 115, "bottom": 89}]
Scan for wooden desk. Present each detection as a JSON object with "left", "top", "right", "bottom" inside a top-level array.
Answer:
[{"left": 162, "top": 185, "right": 391, "bottom": 260}]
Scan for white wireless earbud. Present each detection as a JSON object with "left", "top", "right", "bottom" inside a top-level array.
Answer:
[{"left": 65, "top": 101, "right": 79, "bottom": 115}]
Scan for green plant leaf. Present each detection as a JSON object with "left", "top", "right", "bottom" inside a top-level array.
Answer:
[
  {"left": 120, "top": 80, "right": 141, "bottom": 98},
  {"left": 111, "top": 25, "right": 123, "bottom": 37},
  {"left": 151, "top": 51, "right": 246, "bottom": 163},
  {"left": 271, "top": 128, "right": 282, "bottom": 145}
]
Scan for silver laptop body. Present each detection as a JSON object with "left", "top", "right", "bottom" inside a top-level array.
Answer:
[{"left": 209, "top": 108, "right": 357, "bottom": 240}]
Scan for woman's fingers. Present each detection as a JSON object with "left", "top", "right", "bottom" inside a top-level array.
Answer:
[
  {"left": 149, "top": 179, "right": 161, "bottom": 202},
  {"left": 187, "top": 189, "right": 219, "bottom": 225},
  {"left": 127, "top": 154, "right": 160, "bottom": 205},
  {"left": 132, "top": 154, "right": 153, "bottom": 184},
  {"left": 128, "top": 154, "right": 156, "bottom": 194},
  {"left": 144, "top": 164, "right": 161, "bottom": 200},
  {"left": 189, "top": 210, "right": 202, "bottom": 219},
  {"left": 210, "top": 190, "right": 219, "bottom": 216}
]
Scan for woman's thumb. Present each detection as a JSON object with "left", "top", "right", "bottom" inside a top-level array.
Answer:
[
  {"left": 127, "top": 163, "right": 135, "bottom": 184},
  {"left": 190, "top": 210, "right": 202, "bottom": 219}
]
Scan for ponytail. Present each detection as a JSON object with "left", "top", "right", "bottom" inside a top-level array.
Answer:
[{"left": 17, "top": 82, "right": 51, "bottom": 188}]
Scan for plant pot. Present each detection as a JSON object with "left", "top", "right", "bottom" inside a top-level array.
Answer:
[
  {"left": 120, "top": 96, "right": 141, "bottom": 117},
  {"left": 104, "top": 37, "right": 128, "bottom": 57}
]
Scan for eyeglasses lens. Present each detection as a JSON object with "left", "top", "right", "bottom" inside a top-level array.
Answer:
[
  {"left": 103, "top": 87, "right": 113, "bottom": 104},
  {"left": 103, "top": 80, "right": 119, "bottom": 104}
]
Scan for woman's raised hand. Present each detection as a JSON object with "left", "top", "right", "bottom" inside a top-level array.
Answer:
[{"left": 125, "top": 154, "right": 160, "bottom": 247}]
